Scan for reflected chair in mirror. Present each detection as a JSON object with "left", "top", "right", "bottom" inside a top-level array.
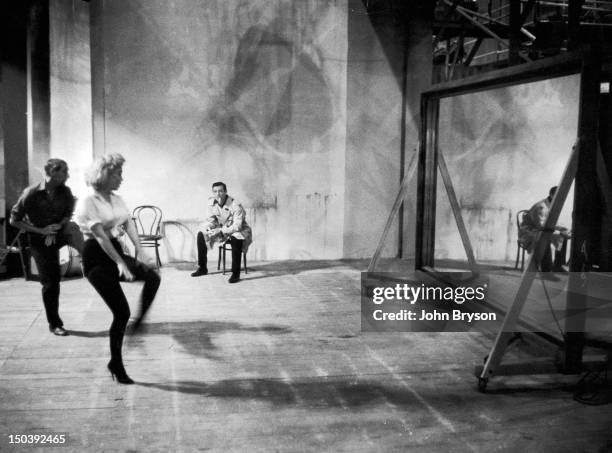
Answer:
[
  {"left": 217, "top": 238, "right": 247, "bottom": 275},
  {"left": 132, "top": 205, "right": 163, "bottom": 268},
  {"left": 515, "top": 210, "right": 530, "bottom": 272}
]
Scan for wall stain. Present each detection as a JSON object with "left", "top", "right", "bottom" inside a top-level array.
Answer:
[{"left": 207, "top": 20, "right": 333, "bottom": 154}]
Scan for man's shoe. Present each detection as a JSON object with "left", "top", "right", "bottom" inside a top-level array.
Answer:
[
  {"left": 540, "top": 273, "right": 560, "bottom": 282},
  {"left": 50, "top": 326, "right": 69, "bottom": 336},
  {"left": 228, "top": 274, "right": 240, "bottom": 284},
  {"left": 553, "top": 265, "right": 568, "bottom": 273},
  {"left": 191, "top": 268, "right": 208, "bottom": 277}
]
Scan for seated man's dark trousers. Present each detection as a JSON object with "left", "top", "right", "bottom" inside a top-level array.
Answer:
[
  {"left": 196, "top": 232, "right": 243, "bottom": 276},
  {"left": 28, "top": 230, "right": 78, "bottom": 330},
  {"left": 540, "top": 239, "right": 568, "bottom": 272}
]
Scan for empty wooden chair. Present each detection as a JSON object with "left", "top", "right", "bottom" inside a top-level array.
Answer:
[
  {"left": 515, "top": 210, "right": 530, "bottom": 271},
  {"left": 132, "top": 205, "right": 163, "bottom": 268}
]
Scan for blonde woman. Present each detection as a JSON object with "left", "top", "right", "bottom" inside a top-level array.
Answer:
[{"left": 76, "top": 153, "right": 161, "bottom": 384}]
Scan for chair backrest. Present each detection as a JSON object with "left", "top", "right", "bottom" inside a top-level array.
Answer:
[
  {"left": 516, "top": 210, "right": 530, "bottom": 231},
  {"left": 132, "top": 205, "right": 163, "bottom": 236}
]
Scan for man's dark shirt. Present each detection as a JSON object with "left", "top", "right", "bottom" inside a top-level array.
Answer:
[{"left": 10, "top": 182, "right": 75, "bottom": 246}]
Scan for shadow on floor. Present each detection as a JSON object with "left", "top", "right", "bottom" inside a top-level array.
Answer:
[
  {"left": 137, "top": 375, "right": 578, "bottom": 408},
  {"left": 127, "top": 320, "right": 291, "bottom": 360},
  {"left": 138, "top": 377, "right": 419, "bottom": 407},
  {"left": 68, "top": 329, "right": 107, "bottom": 338},
  {"left": 69, "top": 320, "right": 291, "bottom": 361},
  {"left": 167, "top": 259, "right": 369, "bottom": 281}
]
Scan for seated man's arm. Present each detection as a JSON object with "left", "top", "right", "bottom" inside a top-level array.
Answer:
[
  {"left": 203, "top": 217, "right": 219, "bottom": 231},
  {"left": 533, "top": 205, "right": 570, "bottom": 237},
  {"left": 202, "top": 204, "right": 221, "bottom": 237},
  {"left": 532, "top": 204, "right": 548, "bottom": 229},
  {"left": 221, "top": 203, "right": 246, "bottom": 236},
  {"left": 555, "top": 226, "right": 571, "bottom": 237}
]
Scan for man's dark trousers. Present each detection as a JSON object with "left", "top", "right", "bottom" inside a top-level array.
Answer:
[
  {"left": 196, "top": 232, "right": 243, "bottom": 275},
  {"left": 540, "top": 238, "right": 568, "bottom": 272},
  {"left": 29, "top": 224, "right": 83, "bottom": 329},
  {"left": 30, "top": 240, "right": 64, "bottom": 329}
]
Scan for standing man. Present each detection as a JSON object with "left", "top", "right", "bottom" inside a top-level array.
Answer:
[
  {"left": 519, "top": 186, "right": 570, "bottom": 278},
  {"left": 191, "top": 182, "right": 252, "bottom": 283},
  {"left": 10, "top": 158, "right": 84, "bottom": 336}
]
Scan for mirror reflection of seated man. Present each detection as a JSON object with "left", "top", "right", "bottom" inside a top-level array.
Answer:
[
  {"left": 191, "top": 182, "right": 252, "bottom": 283},
  {"left": 519, "top": 186, "right": 571, "bottom": 280}
]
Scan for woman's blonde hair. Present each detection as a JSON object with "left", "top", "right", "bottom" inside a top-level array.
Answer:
[{"left": 85, "top": 153, "right": 125, "bottom": 191}]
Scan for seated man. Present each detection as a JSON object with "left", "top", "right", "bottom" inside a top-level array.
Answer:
[
  {"left": 10, "top": 158, "right": 84, "bottom": 336},
  {"left": 191, "top": 181, "right": 252, "bottom": 283},
  {"left": 519, "top": 186, "right": 570, "bottom": 277}
]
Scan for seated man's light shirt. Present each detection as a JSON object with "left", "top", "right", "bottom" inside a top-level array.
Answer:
[{"left": 75, "top": 192, "right": 131, "bottom": 240}]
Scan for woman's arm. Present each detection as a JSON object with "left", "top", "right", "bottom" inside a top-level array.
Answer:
[{"left": 90, "top": 223, "right": 135, "bottom": 281}]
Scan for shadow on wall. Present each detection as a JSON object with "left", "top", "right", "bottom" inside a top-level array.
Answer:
[
  {"left": 161, "top": 212, "right": 260, "bottom": 263},
  {"left": 162, "top": 220, "right": 196, "bottom": 263},
  {"left": 178, "top": 15, "right": 341, "bottom": 259},
  {"left": 462, "top": 206, "right": 514, "bottom": 261},
  {"left": 204, "top": 20, "right": 333, "bottom": 155},
  {"left": 160, "top": 197, "right": 341, "bottom": 262},
  {"left": 100, "top": 1, "right": 344, "bottom": 260}
]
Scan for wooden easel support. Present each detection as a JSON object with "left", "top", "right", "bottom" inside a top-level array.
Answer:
[
  {"left": 368, "top": 153, "right": 418, "bottom": 273},
  {"left": 596, "top": 141, "right": 612, "bottom": 219},
  {"left": 477, "top": 138, "right": 581, "bottom": 390},
  {"left": 477, "top": 138, "right": 612, "bottom": 384},
  {"left": 369, "top": 146, "right": 481, "bottom": 280},
  {"left": 437, "top": 149, "right": 480, "bottom": 276}
]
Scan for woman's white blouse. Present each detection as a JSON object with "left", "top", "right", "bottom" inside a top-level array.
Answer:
[{"left": 75, "top": 192, "right": 131, "bottom": 240}]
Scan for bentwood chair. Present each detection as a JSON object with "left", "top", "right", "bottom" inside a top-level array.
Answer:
[
  {"left": 515, "top": 210, "right": 530, "bottom": 272},
  {"left": 132, "top": 205, "right": 163, "bottom": 268}
]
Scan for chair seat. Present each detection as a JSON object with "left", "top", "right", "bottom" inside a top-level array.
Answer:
[
  {"left": 217, "top": 241, "right": 248, "bottom": 275},
  {"left": 138, "top": 235, "right": 163, "bottom": 241}
]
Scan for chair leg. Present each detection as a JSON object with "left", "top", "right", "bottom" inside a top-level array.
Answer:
[
  {"left": 79, "top": 251, "right": 85, "bottom": 278},
  {"left": 515, "top": 245, "right": 520, "bottom": 270},
  {"left": 16, "top": 235, "right": 28, "bottom": 281},
  {"left": 243, "top": 252, "right": 247, "bottom": 274},
  {"left": 155, "top": 241, "right": 162, "bottom": 268},
  {"left": 18, "top": 249, "right": 28, "bottom": 280},
  {"left": 222, "top": 246, "right": 226, "bottom": 275},
  {"left": 217, "top": 246, "right": 222, "bottom": 271}
]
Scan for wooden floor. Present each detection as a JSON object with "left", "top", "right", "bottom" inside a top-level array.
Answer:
[{"left": 1, "top": 260, "right": 611, "bottom": 452}]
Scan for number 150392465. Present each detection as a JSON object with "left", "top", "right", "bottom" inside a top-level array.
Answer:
[{"left": 7, "top": 433, "right": 68, "bottom": 445}]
